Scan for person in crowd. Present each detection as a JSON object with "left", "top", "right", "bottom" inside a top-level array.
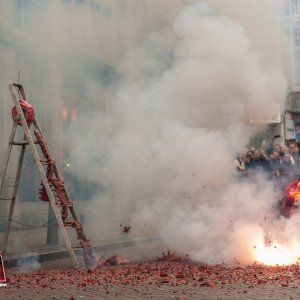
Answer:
[
  {"left": 269, "top": 149, "right": 281, "bottom": 176},
  {"left": 281, "top": 152, "right": 295, "bottom": 165},
  {"left": 249, "top": 146, "right": 256, "bottom": 156},
  {"left": 288, "top": 142, "right": 299, "bottom": 164},
  {"left": 244, "top": 148, "right": 272, "bottom": 176},
  {"left": 233, "top": 153, "right": 246, "bottom": 172},
  {"left": 278, "top": 153, "right": 295, "bottom": 173},
  {"left": 280, "top": 178, "right": 300, "bottom": 218},
  {"left": 277, "top": 152, "right": 297, "bottom": 189},
  {"left": 273, "top": 144, "right": 284, "bottom": 158}
]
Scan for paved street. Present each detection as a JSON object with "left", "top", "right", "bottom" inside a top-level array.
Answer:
[
  {"left": 1, "top": 230, "right": 300, "bottom": 300},
  {"left": 2, "top": 254, "right": 300, "bottom": 300},
  {"left": 1, "top": 280, "right": 300, "bottom": 300}
]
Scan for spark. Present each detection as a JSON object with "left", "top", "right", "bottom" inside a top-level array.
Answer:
[{"left": 252, "top": 240, "right": 299, "bottom": 266}]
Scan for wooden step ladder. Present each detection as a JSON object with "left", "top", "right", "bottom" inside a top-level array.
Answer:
[{"left": 0, "top": 83, "right": 95, "bottom": 268}]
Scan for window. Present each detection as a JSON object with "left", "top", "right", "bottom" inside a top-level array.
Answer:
[
  {"left": 291, "top": 0, "right": 300, "bottom": 16},
  {"left": 293, "top": 25, "right": 300, "bottom": 48},
  {"left": 13, "top": 0, "right": 45, "bottom": 32}
]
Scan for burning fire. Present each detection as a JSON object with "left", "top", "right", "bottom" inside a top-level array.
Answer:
[{"left": 252, "top": 239, "right": 300, "bottom": 266}]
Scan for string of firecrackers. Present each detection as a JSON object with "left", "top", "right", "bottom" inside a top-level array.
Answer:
[
  {"left": 0, "top": 254, "right": 7, "bottom": 287},
  {"left": 4, "top": 254, "right": 300, "bottom": 291}
]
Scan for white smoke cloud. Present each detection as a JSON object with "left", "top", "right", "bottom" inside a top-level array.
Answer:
[
  {"left": 64, "top": 1, "right": 293, "bottom": 265},
  {"left": 1, "top": 0, "right": 294, "bottom": 265}
]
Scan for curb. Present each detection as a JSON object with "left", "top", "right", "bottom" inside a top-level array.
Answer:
[{"left": 4, "top": 236, "right": 158, "bottom": 268}]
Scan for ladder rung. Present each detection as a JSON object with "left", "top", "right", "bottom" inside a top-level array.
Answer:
[
  {"left": 72, "top": 246, "right": 83, "bottom": 250},
  {"left": 11, "top": 141, "right": 39, "bottom": 145},
  {"left": 12, "top": 141, "right": 29, "bottom": 145},
  {"left": 64, "top": 224, "right": 74, "bottom": 229},
  {"left": 55, "top": 202, "right": 73, "bottom": 207},
  {"left": 0, "top": 197, "right": 13, "bottom": 200}
]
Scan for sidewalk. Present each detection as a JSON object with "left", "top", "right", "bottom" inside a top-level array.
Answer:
[{"left": 3, "top": 234, "right": 159, "bottom": 268}]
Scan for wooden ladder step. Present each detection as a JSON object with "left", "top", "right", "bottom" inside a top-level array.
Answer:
[
  {"left": 72, "top": 245, "right": 83, "bottom": 250},
  {"left": 12, "top": 141, "right": 39, "bottom": 145}
]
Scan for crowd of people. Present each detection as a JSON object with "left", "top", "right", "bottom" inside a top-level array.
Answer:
[
  {"left": 234, "top": 141, "right": 300, "bottom": 188},
  {"left": 234, "top": 140, "right": 300, "bottom": 218}
]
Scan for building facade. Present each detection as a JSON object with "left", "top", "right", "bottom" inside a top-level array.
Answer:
[
  {"left": 287, "top": 0, "right": 300, "bottom": 141},
  {"left": 0, "top": 0, "right": 184, "bottom": 241}
]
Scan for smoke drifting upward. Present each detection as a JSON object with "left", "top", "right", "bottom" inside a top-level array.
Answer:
[
  {"left": 62, "top": 1, "right": 292, "bottom": 265},
  {"left": 0, "top": 0, "right": 294, "bottom": 266}
]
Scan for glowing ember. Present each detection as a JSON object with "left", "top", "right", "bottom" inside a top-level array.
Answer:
[{"left": 252, "top": 240, "right": 300, "bottom": 266}]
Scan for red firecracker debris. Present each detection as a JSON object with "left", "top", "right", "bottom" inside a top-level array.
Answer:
[
  {"left": 157, "top": 250, "right": 183, "bottom": 262},
  {"left": 123, "top": 226, "right": 131, "bottom": 233},
  {"left": 5, "top": 255, "right": 300, "bottom": 292},
  {"left": 97, "top": 255, "right": 129, "bottom": 267}
]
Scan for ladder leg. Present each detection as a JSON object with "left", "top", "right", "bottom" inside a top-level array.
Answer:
[
  {"left": 2, "top": 135, "right": 26, "bottom": 254},
  {"left": 0, "top": 123, "right": 17, "bottom": 194},
  {"left": 0, "top": 123, "right": 18, "bottom": 253}
]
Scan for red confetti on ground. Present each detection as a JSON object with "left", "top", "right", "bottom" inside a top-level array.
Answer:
[
  {"left": 97, "top": 255, "right": 129, "bottom": 266},
  {"left": 5, "top": 259, "right": 300, "bottom": 290}
]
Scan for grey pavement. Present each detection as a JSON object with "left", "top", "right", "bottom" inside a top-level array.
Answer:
[
  {"left": 2, "top": 256, "right": 300, "bottom": 300},
  {"left": 1, "top": 280, "right": 300, "bottom": 300},
  {"left": 1, "top": 236, "right": 300, "bottom": 300}
]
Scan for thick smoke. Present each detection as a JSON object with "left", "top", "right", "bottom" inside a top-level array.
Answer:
[
  {"left": 0, "top": 0, "right": 292, "bottom": 264},
  {"left": 65, "top": 2, "right": 290, "bottom": 264}
]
